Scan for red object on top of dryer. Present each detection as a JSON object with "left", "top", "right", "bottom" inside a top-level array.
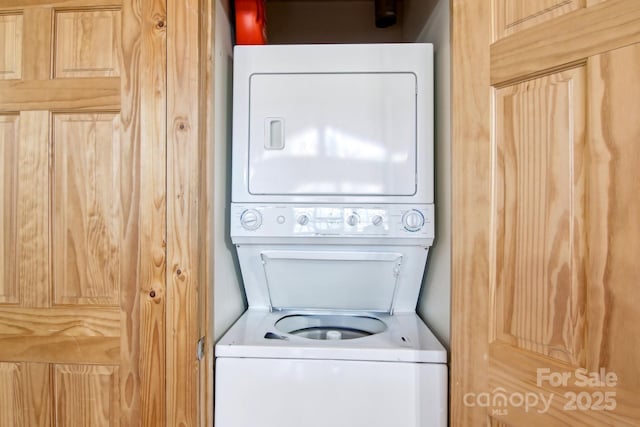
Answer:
[{"left": 235, "top": 0, "right": 267, "bottom": 45}]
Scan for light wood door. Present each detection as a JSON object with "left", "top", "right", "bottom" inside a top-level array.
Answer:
[
  {"left": 452, "top": 0, "right": 640, "bottom": 425},
  {"left": 0, "top": 0, "right": 166, "bottom": 425}
]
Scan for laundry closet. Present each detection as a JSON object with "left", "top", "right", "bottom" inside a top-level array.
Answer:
[
  {"left": 211, "top": 1, "right": 450, "bottom": 425},
  {"left": 213, "top": 1, "right": 450, "bottom": 426},
  {"left": 212, "top": 0, "right": 451, "bottom": 352}
]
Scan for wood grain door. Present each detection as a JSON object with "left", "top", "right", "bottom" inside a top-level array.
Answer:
[
  {"left": 452, "top": 0, "right": 640, "bottom": 425},
  {"left": 0, "top": 0, "right": 166, "bottom": 425}
]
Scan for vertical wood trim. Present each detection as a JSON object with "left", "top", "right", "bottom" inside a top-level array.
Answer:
[
  {"left": 17, "top": 111, "right": 50, "bottom": 308},
  {"left": 199, "top": 1, "right": 214, "bottom": 425},
  {"left": 166, "top": 0, "right": 202, "bottom": 424},
  {"left": 585, "top": 45, "right": 640, "bottom": 422},
  {"left": 451, "top": 0, "right": 492, "bottom": 425},
  {"left": 119, "top": 0, "right": 167, "bottom": 424},
  {"left": 22, "top": 8, "right": 52, "bottom": 81},
  {"left": 139, "top": 0, "right": 167, "bottom": 425},
  {"left": 118, "top": 1, "right": 140, "bottom": 423}
]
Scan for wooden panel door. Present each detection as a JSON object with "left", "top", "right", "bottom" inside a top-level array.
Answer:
[
  {"left": 452, "top": 0, "right": 640, "bottom": 425},
  {"left": 0, "top": 0, "right": 165, "bottom": 425}
]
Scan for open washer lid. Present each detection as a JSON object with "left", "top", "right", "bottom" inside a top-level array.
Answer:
[{"left": 259, "top": 250, "right": 403, "bottom": 312}]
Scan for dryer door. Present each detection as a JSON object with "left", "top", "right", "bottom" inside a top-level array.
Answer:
[{"left": 248, "top": 72, "right": 417, "bottom": 196}]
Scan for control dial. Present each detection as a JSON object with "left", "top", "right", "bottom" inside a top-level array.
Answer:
[
  {"left": 297, "top": 214, "right": 310, "bottom": 226},
  {"left": 402, "top": 209, "right": 425, "bottom": 232},
  {"left": 372, "top": 215, "right": 384, "bottom": 226},
  {"left": 240, "top": 209, "right": 262, "bottom": 231},
  {"left": 346, "top": 213, "right": 360, "bottom": 227}
]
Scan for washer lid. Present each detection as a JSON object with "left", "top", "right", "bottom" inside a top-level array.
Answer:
[{"left": 260, "top": 250, "right": 403, "bottom": 312}]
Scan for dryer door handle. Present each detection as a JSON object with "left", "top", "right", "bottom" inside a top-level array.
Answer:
[{"left": 265, "top": 118, "right": 284, "bottom": 150}]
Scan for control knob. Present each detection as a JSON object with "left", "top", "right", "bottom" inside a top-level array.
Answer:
[
  {"left": 346, "top": 213, "right": 360, "bottom": 227},
  {"left": 240, "top": 209, "right": 262, "bottom": 231},
  {"left": 297, "top": 214, "right": 310, "bottom": 226},
  {"left": 372, "top": 215, "right": 384, "bottom": 226},
  {"left": 402, "top": 209, "right": 425, "bottom": 232}
]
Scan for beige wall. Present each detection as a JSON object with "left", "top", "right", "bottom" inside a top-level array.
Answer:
[
  {"left": 406, "top": 0, "right": 452, "bottom": 349},
  {"left": 266, "top": 1, "right": 403, "bottom": 44},
  {"left": 403, "top": 0, "right": 439, "bottom": 41},
  {"left": 213, "top": 0, "right": 246, "bottom": 340}
]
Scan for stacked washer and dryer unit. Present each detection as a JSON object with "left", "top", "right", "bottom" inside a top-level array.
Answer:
[{"left": 215, "top": 44, "right": 447, "bottom": 427}]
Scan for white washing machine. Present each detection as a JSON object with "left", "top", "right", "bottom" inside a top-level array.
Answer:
[{"left": 215, "top": 44, "right": 447, "bottom": 427}]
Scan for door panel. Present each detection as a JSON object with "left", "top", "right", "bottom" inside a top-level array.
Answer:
[
  {"left": 2, "top": 9, "right": 124, "bottom": 407},
  {"left": 0, "top": 0, "right": 165, "bottom": 425},
  {"left": 0, "top": 114, "right": 18, "bottom": 303},
  {"left": 54, "top": 364, "right": 119, "bottom": 427},
  {"left": 52, "top": 113, "right": 122, "bottom": 306},
  {"left": 54, "top": 9, "right": 121, "bottom": 78},
  {"left": 0, "top": 362, "right": 51, "bottom": 427},
  {"left": 494, "top": 67, "right": 586, "bottom": 366},
  {"left": 493, "top": 0, "right": 584, "bottom": 39},
  {"left": 0, "top": 13, "right": 22, "bottom": 80},
  {"left": 452, "top": 0, "right": 640, "bottom": 425}
]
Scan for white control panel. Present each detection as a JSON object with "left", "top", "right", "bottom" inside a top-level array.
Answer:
[{"left": 231, "top": 204, "right": 434, "bottom": 239}]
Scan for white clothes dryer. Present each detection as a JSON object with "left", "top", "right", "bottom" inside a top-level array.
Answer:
[{"left": 230, "top": 43, "right": 434, "bottom": 206}]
